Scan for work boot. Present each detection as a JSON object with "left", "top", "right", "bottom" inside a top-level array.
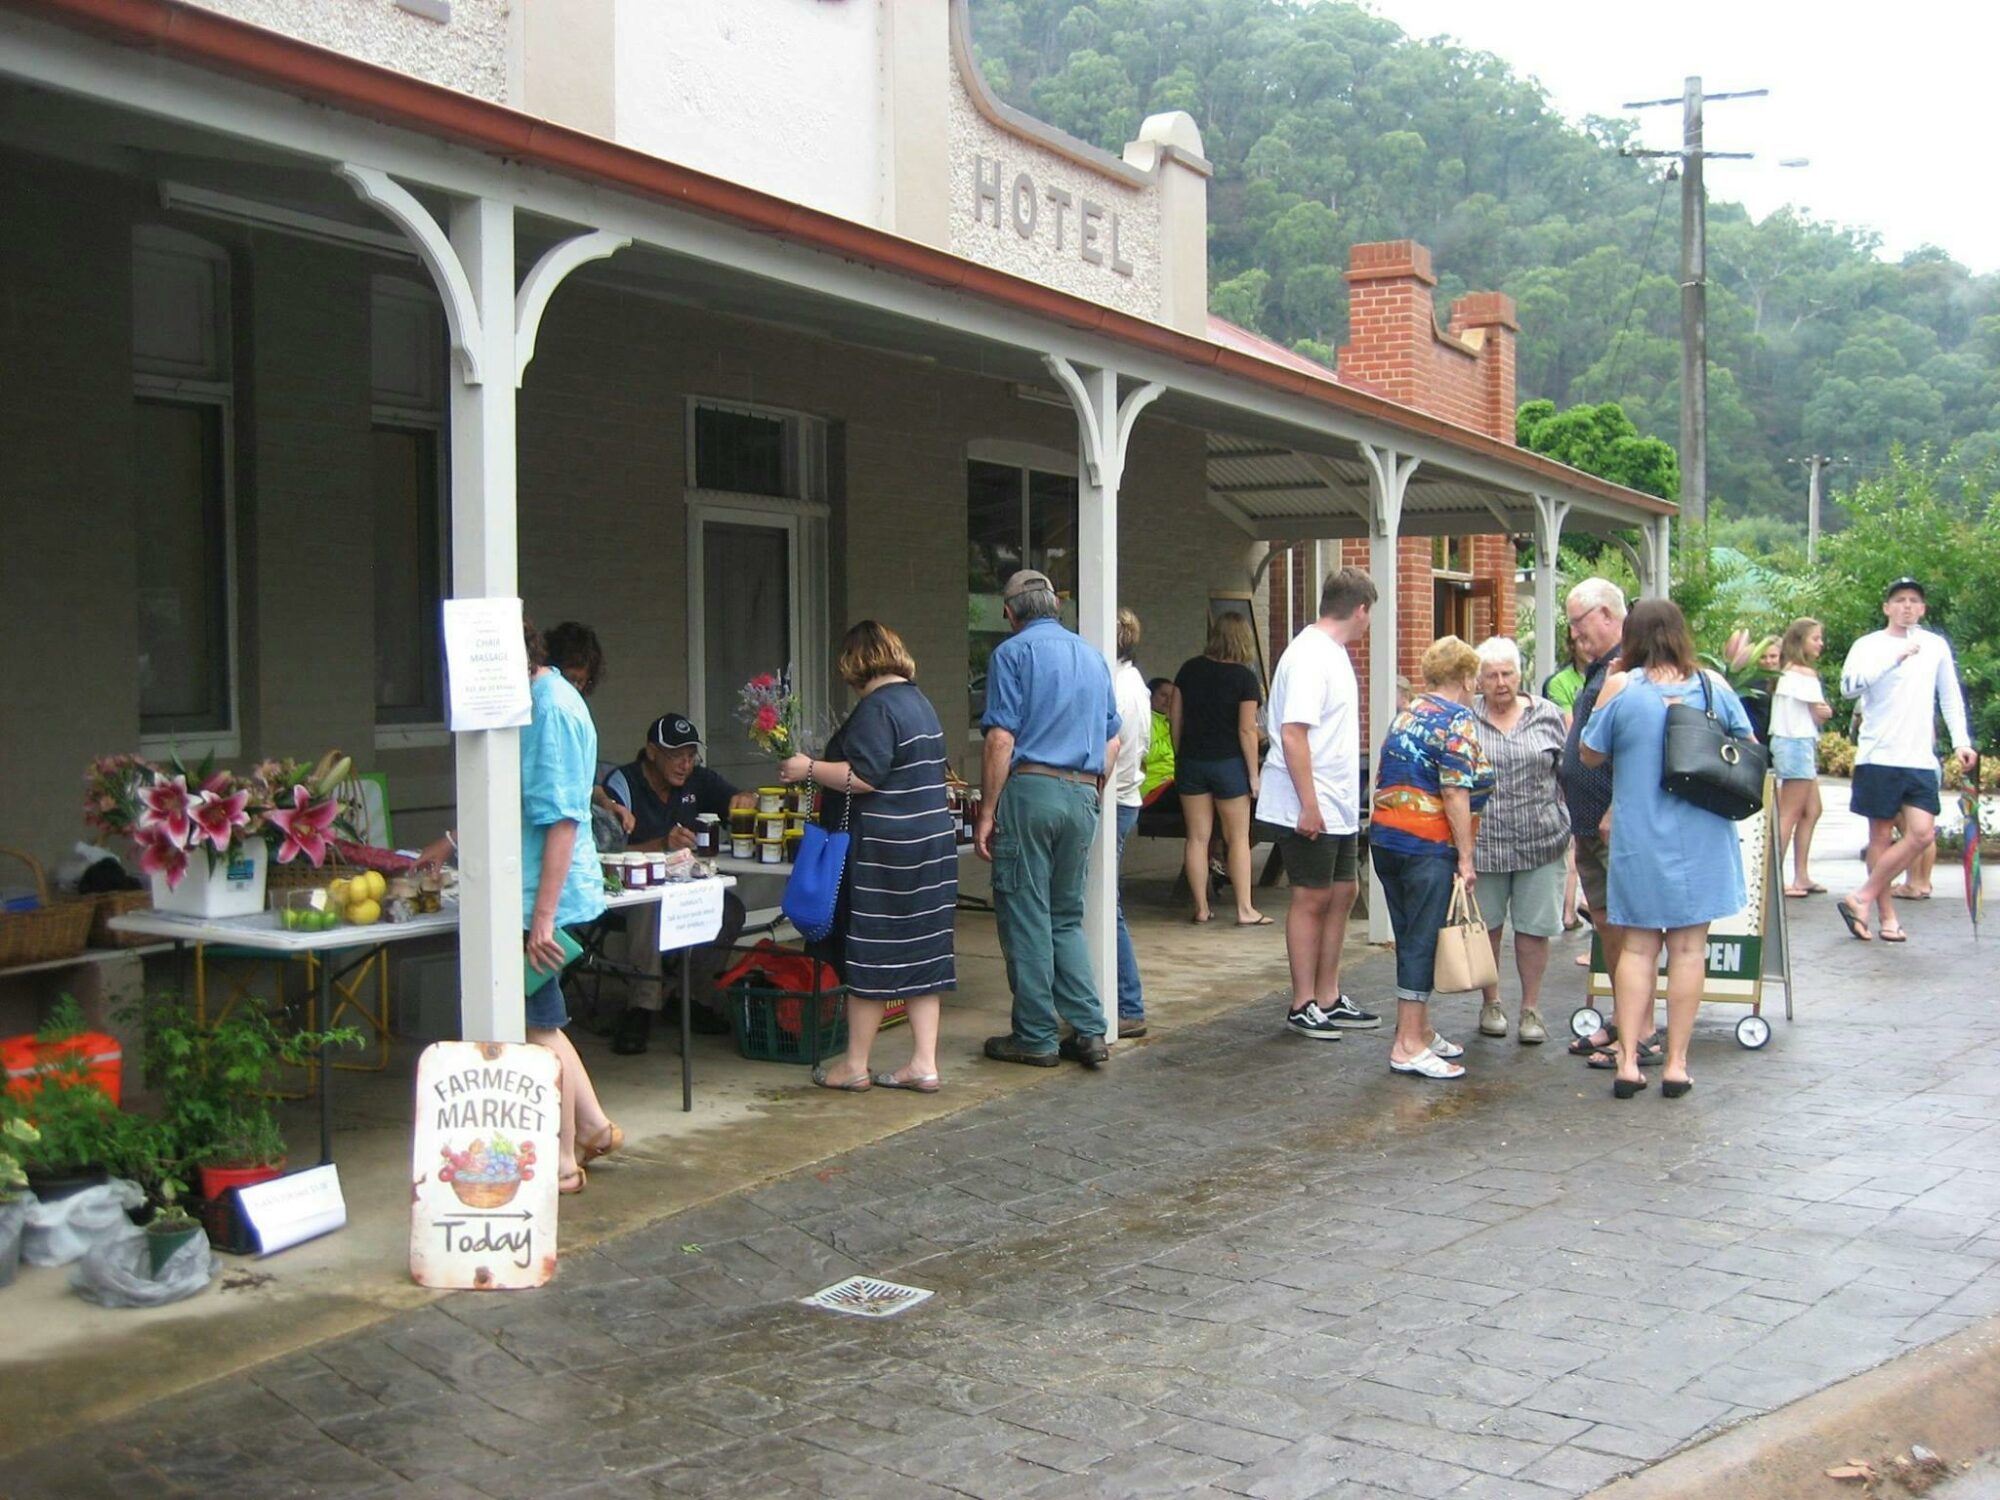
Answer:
[
  {"left": 983, "top": 1034, "right": 1059, "bottom": 1067},
  {"left": 1058, "top": 1033, "right": 1109, "bottom": 1069},
  {"left": 611, "top": 1007, "right": 652, "bottom": 1055}
]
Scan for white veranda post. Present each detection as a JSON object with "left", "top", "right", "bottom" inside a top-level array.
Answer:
[
  {"left": 1531, "top": 493, "right": 1571, "bottom": 692},
  {"left": 1360, "top": 444, "right": 1418, "bottom": 945},
  {"left": 340, "top": 165, "right": 625, "bottom": 1043},
  {"left": 1042, "top": 355, "right": 1164, "bottom": 1040}
]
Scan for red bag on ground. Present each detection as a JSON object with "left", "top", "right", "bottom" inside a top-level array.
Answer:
[{"left": 715, "top": 940, "right": 842, "bottom": 1037}]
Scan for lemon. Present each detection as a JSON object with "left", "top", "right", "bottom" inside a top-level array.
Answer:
[
  {"left": 364, "top": 870, "right": 388, "bottom": 900},
  {"left": 347, "top": 898, "right": 381, "bottom": 926},
  {"left": 329, "top": 879, "right": 351, "bottom": 906}
]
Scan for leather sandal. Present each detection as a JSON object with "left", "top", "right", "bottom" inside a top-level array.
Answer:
[
  {"left": 811, "top": 1063, "right": 873, "bottom": 1091},
  {"left": 580, "top": 1121, "right": 623, "bottom": 1165},
  {"left": 1390, "top": 1047, "right": 1465, "bottom": 1080}
]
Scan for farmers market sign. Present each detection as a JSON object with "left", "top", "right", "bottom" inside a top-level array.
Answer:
[{"left": 409, "top": 1041, "right": 560, "bottom": 1290}]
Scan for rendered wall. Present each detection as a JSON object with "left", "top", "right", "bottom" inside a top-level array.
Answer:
[
  {"left": 179, "top": 0, "right": 511, "bottom": 102},
  {"left": 611, "top": 0, "right": 885, "bottom": 228}
]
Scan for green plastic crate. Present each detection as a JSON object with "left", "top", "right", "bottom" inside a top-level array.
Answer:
[{"left": 725, "top": 975, "right": 849, "bottom": 1065}]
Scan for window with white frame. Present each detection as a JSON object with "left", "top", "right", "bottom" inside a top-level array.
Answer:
[
  {"left": 689, "top": 398, "right": 826, "bottom": 503},
  {"left": 370, "top": 276, "right": 448, "bottom": 730},
  {"left": 133, "top": 226, "right": 236, "bottom": 746},
  {"left": 966, "top": 451, "right": 1079, "bottom": 726}
]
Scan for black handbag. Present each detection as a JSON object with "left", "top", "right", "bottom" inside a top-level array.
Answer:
[{"left": 1659, "top": 671, "right": 1768, "bottom": 821}]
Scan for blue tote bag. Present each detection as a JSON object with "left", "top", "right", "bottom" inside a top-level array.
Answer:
[{"left": 781, "top": 768, "right": 851, "bottom": 942}]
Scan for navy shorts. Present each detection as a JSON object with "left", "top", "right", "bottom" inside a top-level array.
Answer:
[
  {"left": 1177, "top": 755, "right": 1251, "bottom": 799},
  {"left": 1850, "top": 763, "right": 1940, "bottom": 821}
]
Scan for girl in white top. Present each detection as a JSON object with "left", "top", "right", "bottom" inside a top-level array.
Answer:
[{"left": 1771, "top": 617, "right": 1833, "bottom": 897}]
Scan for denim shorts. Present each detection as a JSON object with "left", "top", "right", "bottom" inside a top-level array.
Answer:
[
  {"left": 525, "top": 965, "right": 570, "bottom": 1030},
  {"left": 1176, "top": 755, "right": 1251, "bottom": 800},
  {"left": 1771, "top": 735, "right": 1818, "bottom": 782}
]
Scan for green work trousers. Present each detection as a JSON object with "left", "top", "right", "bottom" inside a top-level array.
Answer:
[{"left": 991, "top": 772, "right": 1104, "bottom": 1052}]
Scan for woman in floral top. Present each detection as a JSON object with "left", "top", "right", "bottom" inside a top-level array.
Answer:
[{"left": 1370, "top": 637, "right": 1496, "bottom": 1080}]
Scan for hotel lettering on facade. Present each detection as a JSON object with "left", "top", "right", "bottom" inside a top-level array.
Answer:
[{"left": 0, "top": 0, "right": 1672, "bottom": 1027}]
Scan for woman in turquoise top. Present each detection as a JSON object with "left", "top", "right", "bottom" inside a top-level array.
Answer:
[
  {"left": 1580, "top": 599, "right": 1753, "bottom": 1103},
  {"left": 521, "top": 622, "right": 621, "bottom": 1195}
]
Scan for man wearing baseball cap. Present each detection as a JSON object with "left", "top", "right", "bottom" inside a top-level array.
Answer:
[
  {"left": 1836, "top": 578, "right": 1975, "bottom": 944},
  {"left": 975, "top": 569, "right": 1123, "bottom": 1069},
  {"left": 601, "top": 714, "right": 755, "bottom": 1051}
]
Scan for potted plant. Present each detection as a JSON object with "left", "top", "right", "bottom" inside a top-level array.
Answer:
[
  {"left": 83, "top": 750, "right": 354, "bottom": 918},
  {"left": 126, "top": 995, "right": 360, "bottom": 1201},
  {"left": 0, "top": 1119, "right": 39, "bottom": 1288},
  {"left": 144, "top": 1175, "right": 203, "bottom": 1276},
  {"left": 0, "top": 999, "right": 142, "bottom": 1201}
]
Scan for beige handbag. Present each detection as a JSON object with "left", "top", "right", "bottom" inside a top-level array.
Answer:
[{"left": 1432, "top": 875, "right": 1498, "bottom": 993}]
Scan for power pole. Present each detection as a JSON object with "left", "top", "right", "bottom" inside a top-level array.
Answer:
[
  {"left": 1789, "top": 453, "right": 1850, "bottom": 566},
  {"left": 1624, "top": 78, "right": 1764, "bottom": 558}
]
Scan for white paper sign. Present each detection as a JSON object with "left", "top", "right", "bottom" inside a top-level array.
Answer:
[
  {"left": 442, "top": 597, "right": 533, "bottom": 732},
  {"left": 410, "top": 1041, "right": 560, "bottom": 1290},
  {"left": 657, "top": 880, "right": 726, "bottom": 951},
  {"left": 235, "top": 1163, "right": 346, "bottom": 1256}
]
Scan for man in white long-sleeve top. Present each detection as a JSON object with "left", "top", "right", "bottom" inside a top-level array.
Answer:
[{"left": 1836, "top": 577, "right": 1976, "bottom": 944}]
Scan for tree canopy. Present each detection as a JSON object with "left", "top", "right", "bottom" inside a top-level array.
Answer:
[{"left": 970, "top": 0, "right": 2000, "bottom": 531}]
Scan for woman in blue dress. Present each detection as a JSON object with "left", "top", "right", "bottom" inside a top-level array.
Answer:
[
  {"left": 1580, "top": 599, "right": 1754, "bottom": 1102},
  {"left": 780, "top": 620, "right": 957, "bottom": 1092}
]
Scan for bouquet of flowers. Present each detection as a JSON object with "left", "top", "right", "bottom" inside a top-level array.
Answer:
[
  {"left": 81, "top": 749, "right": 356, "bottom": 890},
  {"left": 738, "top": 667, "right": 802, "bottom": 757}
]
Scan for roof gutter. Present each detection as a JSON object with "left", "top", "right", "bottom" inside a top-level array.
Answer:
[{"left": 9, "top": 0, "right": 1672, "bottom": 521}]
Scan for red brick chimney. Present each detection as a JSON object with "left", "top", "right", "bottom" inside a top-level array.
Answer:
[{"left": 1338, "top": 240, "right": 1517, "bottom": 441}]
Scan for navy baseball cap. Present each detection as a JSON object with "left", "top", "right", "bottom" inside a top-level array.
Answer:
[
  {"left": 648, "top": 713, "right": 700, "bottom": 749},
  {"left": 1882, "top": 577, "right": 1926, "bottom": 602}
]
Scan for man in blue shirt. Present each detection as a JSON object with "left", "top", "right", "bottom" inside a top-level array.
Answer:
[{"left": 974, "top": 570, "right": 1123, "bottom": 1067}]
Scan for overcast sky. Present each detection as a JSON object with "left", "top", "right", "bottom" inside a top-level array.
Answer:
[{"left": 1367, "top": 0, "right": 1999, "bottom": 274}]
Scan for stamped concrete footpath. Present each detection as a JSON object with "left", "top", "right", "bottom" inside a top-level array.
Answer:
[{"left": 10, "top": 792, "right": 2000, "bottom": 1500}]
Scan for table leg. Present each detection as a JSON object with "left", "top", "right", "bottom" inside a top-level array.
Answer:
[
  {"left": 317, "top": 956, "right": 334, "bottom": 1166},
  {"left": 679, "top": 947, "right": 693, "bottom": 1114}
]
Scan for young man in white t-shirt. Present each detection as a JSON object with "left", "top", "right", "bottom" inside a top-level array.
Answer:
[
  {"left": 1256, "top": 566, "right": 1378, "bottom": 1039},
  {"left": 1836, "top": 577, "right": 1975, "bottom": 944}
]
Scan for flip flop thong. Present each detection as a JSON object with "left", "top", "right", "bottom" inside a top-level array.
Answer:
[
  {"left": 1236, "top": 915, "right": 1273, "bottom": 927},
  {"left": 1836, "top": 899, "right": 1873, "bottom": 943},
  {"left": 1879, "top": 925, "right": 1909, "bottom": 943}
]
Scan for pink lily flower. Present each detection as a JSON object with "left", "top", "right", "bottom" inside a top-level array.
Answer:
[
  {"left": 136, "top": 825, "right": 190, "bottom": 889},
  {"left": 139, "top": 775, "right": 195, "bottom": 846},
  {"left": 267, "top": 784, "right": 339, "bottom": 866},
  {"left": 189, "top": 787, "right": 252, "bottom": 854}
]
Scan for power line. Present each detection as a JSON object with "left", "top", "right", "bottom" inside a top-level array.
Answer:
[{"left": 1605, "top": 170, "right": 1676, "bottom": 404}]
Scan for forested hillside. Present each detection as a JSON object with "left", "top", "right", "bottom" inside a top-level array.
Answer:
[{"left": 968, "top": 0, "right": 2000, "bottom": 531}]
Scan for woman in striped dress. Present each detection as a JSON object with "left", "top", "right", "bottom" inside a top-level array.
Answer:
[{"left": 778, "top": 621, "right": 957, "bottom": 1092}]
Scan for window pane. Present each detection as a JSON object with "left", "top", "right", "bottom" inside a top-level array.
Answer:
[
  {"left": 1028, "top": 469, "right": 1079, "bottom": 618},
  {"left": 373, "top": 426, "right": 444, "bottom": 722},
  {"left": 703, "top": 521, "right": 792, "bottom": 792},
  {"left": 135, "top": 399, "right": 228, "bottom": 733},
  {"left": 966, "top": 461, "right": 1023, "bottom": 725},
  {"left": 694, "top": 405, "right": 789, "bottom": 496}
]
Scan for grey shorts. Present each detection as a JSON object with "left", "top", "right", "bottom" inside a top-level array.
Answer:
[
  {"left": 1474, "top": 856, "right": 1567, "bottom": 938},
  {"left": 1275, "top": 829, "right": 1359, "bottom": 888}
]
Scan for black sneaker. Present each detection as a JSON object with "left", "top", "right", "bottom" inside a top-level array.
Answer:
[
  {"left": 984, "top": 1034, "right": 1061, "bottom": 1067},
  {"left": 1284, "top": 1002, "right": 1344, "bottom": 1041},
  {"left": 1322, "top": 995, "right": 1381, "bottom": 1029}
]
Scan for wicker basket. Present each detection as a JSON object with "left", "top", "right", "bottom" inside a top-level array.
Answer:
[
  {"left": 0, "top": 846, "right": 95, "bottom": 968},
  {"left": 265, "top": 858, "right": 353, "bottom": 894},
  {"left": 449, "top": 1177, "right": 523, "bottom": 1209},
  {"left": 88, "top": 888, "right": 155, "bottom": 949}
]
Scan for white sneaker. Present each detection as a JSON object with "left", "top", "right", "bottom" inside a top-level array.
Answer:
[
  {"left": 1518, "top": 1011, "right": 1548, "bottom": 1045},
  {"left": 1478, "top": 1003, "right": 1508, "bottom": 1037}
]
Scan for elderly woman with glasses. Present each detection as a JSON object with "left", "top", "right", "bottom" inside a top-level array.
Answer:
[{"left": 1469, "top": 637, "right": 1572, "bottom": 1046}]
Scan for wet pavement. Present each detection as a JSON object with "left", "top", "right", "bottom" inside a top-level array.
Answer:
[{"left": 12, "top": 790, "right": 2000, "bottom": 1499}]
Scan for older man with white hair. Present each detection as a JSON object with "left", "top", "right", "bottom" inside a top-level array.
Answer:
[
  {"left": 1558, "top": 577, "right": 1650, "bottom": 1066},
  {"left": 1471, "top": 637, "right": 1572, "bottom": 1044}
]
